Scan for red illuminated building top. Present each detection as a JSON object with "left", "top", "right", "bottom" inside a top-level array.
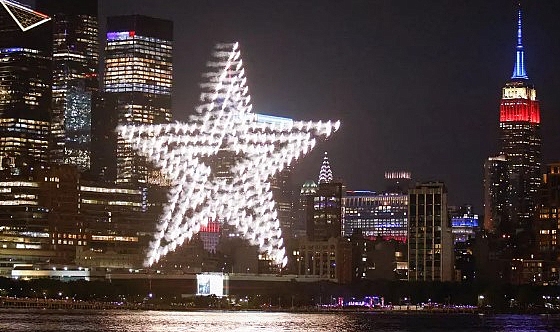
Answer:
[
  {"left": 499, "top": 6, "right": 540, "bottom": 125},
  {"left": 500, "top": 96, "right": 540, "bottom": 124}
]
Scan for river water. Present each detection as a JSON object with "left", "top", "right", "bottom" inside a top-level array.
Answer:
[{"left": 1, "top": 309, "right": 559, "bottom": 331}]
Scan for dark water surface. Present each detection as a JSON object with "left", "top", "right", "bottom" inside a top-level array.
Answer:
[{"left": 1, "top": 309, "right": 560, "bottom": 331}]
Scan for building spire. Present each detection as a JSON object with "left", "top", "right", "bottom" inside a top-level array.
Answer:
[
  {"left": 318, "top": 151, "right": 333, "bottom": 184},
  {"left": 511, "top": 4, "right": 528, "bottom": 80}
]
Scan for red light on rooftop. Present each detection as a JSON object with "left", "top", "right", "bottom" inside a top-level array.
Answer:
[{"left": 129, "top": 31, "right": 135, "bottom": 37}]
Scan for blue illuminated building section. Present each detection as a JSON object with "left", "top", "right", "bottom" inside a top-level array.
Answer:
[
  {"left": 106, "top": 31, "right": 135, "bottom": 41},
  {"left": 451, "top": 214, "right": 479, "bottom": 244},
  {"left": 451, "top": 217, "right": 479, "bottom": 228},
  {"left": 511, "top": 9, "right": 528, "bottom": 80},
  {"left": 343, "top": 190, "right": 408, "bottom": 242}
]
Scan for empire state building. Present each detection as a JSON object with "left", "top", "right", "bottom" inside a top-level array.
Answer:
[{"left": 497, "top": 8, "right": 541, "bottom": 236}]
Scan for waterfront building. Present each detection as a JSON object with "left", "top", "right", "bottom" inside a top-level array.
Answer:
[
  {"left": 102, "top": 15, "right": 173, "bottom": 184},
  {"left": 294, "top": 237, "right": 352, "bottom": 283},
  {"left": 0, "top": 1, "right": 52, "bottom": 168},
  {"left": 0, "top": 163, "right": 160, "bottom": 272},
  {"left": 35, "top": 0, "right": 99, "bottom": 171},
  {"left": 350, "top": 231, "right": 407, "bottom": 281},
  {"left": 407, "top": 182, "right": 454, "bottom": 281},
  {"left": 0, "top": 170, "right": 52, "bottom": 276}
]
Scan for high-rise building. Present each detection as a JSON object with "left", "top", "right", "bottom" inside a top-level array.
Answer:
[
  {"left": 536, "top": 163, "right": 560, "bottom": 256},
  {"left": 343, "top": 190, "right": 408, "bottom": 242},
  {"left": 256, "top": 114, "right": 295, "bottom": 239},
  {"left": 101, "top": 15, "right": 173, "bottom": 184},
  {"left": 483, "top": 155, "right": 509, "bottom": 233},
  {"left": 407, "top": 182, "right": 454, "bottom": 281},
  {"left": 496, "top": 8, "right": 541, "bottom": 236},
  {"left": 36, "top": 0, "right": 99, "bottom": 171},
  {"left": 306, "top": 152, "right": 344, "bottom": 241},
  {"left": 0, "top": 1, "right": 52, "bottom": 169}
]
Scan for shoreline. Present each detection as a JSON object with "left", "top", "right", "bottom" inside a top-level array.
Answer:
[{"left": 1, "top": 297, "right": 558, "bottom": 315}]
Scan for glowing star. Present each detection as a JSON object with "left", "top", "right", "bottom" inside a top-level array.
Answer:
[{"left": 118, "top": 42, "right": 340, "bottom": 267}]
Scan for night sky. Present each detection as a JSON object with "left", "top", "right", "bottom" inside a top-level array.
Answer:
[{"left": 28, "top": 0, "right": 560, "bottom": 212}]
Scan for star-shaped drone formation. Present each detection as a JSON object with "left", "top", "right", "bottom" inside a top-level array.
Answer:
[{"left": 118, "top": 42, "right": 340, "bottom": 267}]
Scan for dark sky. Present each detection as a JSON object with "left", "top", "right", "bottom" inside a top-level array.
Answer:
[{"left": 29, "top": 0, "right": 560, "bottom": 212}]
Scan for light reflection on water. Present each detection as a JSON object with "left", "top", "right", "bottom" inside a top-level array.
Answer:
[{"left": 1, "top": 309, "right": 560, "bottom": 331}]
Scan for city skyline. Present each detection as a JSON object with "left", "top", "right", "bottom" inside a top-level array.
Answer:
[{"left": 21, "top": 0, "right": 560, "bottom": 211}]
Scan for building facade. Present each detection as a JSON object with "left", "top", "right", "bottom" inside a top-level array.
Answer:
[
  {"left": 343, "top": 190, "right": 408, "bottom": 242},
  {"left": 36, "top": 0, "right": 99, "bottom": 171},
  {"left": 483, "top": 155, "right": 509, "bottom": 233},
  {"left": 535, "top": 163, "right": 560, "bottom": 258},
  {"left": 0, "top": 1, "right": 52, "bottom": 169},
  {"left": 306, "top": 153, "right": 344, "bottom": 241},
  {"left": 102, "top": 15, "right": 173, "bottom": 184},
  {"left": 496, "top": 8, "right": 541, "bottom": 237},
  {"left": 407, "top": 182, "right": 454, "bottom": 281}
]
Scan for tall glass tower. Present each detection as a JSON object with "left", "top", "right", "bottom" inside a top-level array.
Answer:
[
  {"left": 36, "top": 0, "right": 99, "bottom": 172},
  {"left": 102, "top": 15, "right": 173, "bottom": 184},
  {"left": 0, "top": 1, "right": 52, "bottom": 169},
  {"left": 498, "top": 8, "right": 541, "bottom": 235}
]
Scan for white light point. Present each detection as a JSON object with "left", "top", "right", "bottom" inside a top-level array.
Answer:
[{"left": 118, "top": 42, "right": 340, "bottom": 268}]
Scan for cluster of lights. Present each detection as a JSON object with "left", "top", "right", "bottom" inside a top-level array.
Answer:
[{"left": 119, "top": 42, "right": 340, "bottom": 267}]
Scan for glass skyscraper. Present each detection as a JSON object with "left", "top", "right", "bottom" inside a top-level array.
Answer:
[
  {"left": 102, "top": 15, "right": 173, "bottom": 184},
  {"left": 36, "top": 0, "right": 99, "bottom": 172},
  {"left": 0, "top": 1, "right": 52, "bottom": 169}
]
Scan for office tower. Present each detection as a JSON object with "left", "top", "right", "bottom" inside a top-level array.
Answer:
[
  {"left": 306, "top": 152, "right": 344, "bottom": 241},
  {"left": 343, "top": 190, "right": 408, "bottom": 242},
  {"left": 384, "top": 171, "right": 412, "bottom": 192},
  {"left": 408, "top": 182, "right": 453, "bottom": 281},
  {"left": 536, "top": 163, "right": 560, "bottom": 256},
  {"left": 74, "top": 181, "right": 153, "bottom": 269},
  {"left": 449, "top": 205, "right": 479, "bottom": 244},
  {"left": 483, "top": 155, "right": 509, "bottom": 233},
  {"left": 0, "top": 1, "right": 52, "bottom": 169},
  {"left": 295, "top": 180, "right": 317, "bottom": 238},
  {"left": 35, "top": 0, "right": 99, "bottom": 171},
  {"left": 497, "top": 8, "right": 541, "bottom": 235},
  {"left": 102, "top": 15, "right": 173, "bottom": 184},
  {"left": 256, "top": 114, "right": 295, "bottom": 238}
]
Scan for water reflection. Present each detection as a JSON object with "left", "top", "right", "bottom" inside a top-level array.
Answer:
[{"left": 0, "top": 309, "right": 559, "bottom": 332}]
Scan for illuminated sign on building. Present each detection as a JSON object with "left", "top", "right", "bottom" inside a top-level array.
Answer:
[
  {"left": 196, "top": 273, "right": 228, "bottom": 297},
  {"left": 106, "top": 31, "right": 135, "bottom": 41}
]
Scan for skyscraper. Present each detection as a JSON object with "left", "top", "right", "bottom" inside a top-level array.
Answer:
[
  {"left": 306, "top": 152, "right": 344, "bottom": 241},
  {"left": 0, "top": 1, "right": 52, "bottom": 169},
  {"left": 497, "top": 8, "right": 541, "bottom": 236},
  {"left": 36, "top": 0, "right": 99, "bottom": 171},
  {"left": 483, "top": 155, "right": 509, "bottom": 233},
  {"left": 102, "top": 15, "right": 172, "bottom": 184},
  {"left": 408, "top": 182, "right": 454, "bottom": 281}
]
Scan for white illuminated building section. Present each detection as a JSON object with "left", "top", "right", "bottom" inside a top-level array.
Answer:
[{"left": 118, "top": 42, "right": 340, "bottom": 267}]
